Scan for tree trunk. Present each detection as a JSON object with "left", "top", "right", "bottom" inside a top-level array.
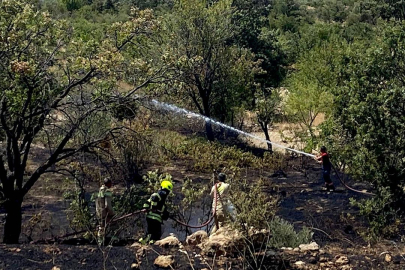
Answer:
[
  {"left": 3, "top": 198, "right": 22, "bottom": 244},
  {"left": 259, "top": 121, "right": 272, "bottom": 153},
  {"left": 205, "top": 119, "right": 215, "bottom": 141}
]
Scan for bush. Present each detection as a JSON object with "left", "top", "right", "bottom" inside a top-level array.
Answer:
[
  {"left": 230, "top": 178, "right": 278, "bottom": 231},
  {"left": 268, "top": 216, "right": 312, "bottom": 248},
  {"left": 350, "top": 187, "right": 401, "bottom": 241}
]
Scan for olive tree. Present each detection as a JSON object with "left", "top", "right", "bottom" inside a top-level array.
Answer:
[
  {"left": 160, "top": 0, "right": 263, "bottom": 140},
  {"left": 0, "top": 1, "right": 162, "bottom": 243},
  {"left": 255, "top": 89, "right": 281, "bottom": 152}
]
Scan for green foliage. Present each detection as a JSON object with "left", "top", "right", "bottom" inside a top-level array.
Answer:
[
  {"left": 63, "top": 0, "right": 83, "bottom": 11},
  {"left": 316, "top": 22, "right": 405, "bottom": 237},
  {"left": 64, "top": 183, "right": 93, "bottom": 231},
  {"left": 142, "top": 170, "right": 173, "bottom": 193},
  {"left": 285, "top": 35, "right": 342, "bottom": 151},
  {"left": 267, "top": 216, "right": 312, "bottom": 248},
  {"left": 112, "top": 185, "right": 144, "bottom": 215},
  {"left": 230, "top": 179, "right": 278, "bottom": 230},
  {"left": 255, "top": 88, "right": 282, "bottom": 151},
  {"left": 159, "top": 0, "right": 263, "bottom": 128},
  {"left": 350, "top": 187, "right": 400, "bottom": 241},
  {"left": 158, "top": 132, "right": 262, "bottom": 171}
]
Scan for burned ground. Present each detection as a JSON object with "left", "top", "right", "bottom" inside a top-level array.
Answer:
[{"left": 0, "top": 144, "right": 404, "bottom": 269}]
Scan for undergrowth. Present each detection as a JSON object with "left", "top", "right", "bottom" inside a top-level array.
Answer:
[{"left": 143, "top": 129, "right": 288, "bottom": 173}]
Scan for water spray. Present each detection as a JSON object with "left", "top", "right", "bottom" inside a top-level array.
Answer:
[
  {"left": 148, "top": 99, "right": 376, "bottom": 196},
  {"left": 149, "top": 99, "right": 316, "bottom": 158}
]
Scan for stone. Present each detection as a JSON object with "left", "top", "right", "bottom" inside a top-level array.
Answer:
[
  {"left": 335, "top": 255, "right": 349, "bottom": 265},
  {"left": 299, "top": 242, "right": 319, "bottom": 252},
  {"left": 155, "top": 235, "right": 180, "bottom": 248},
  {"left": 385, "top": 253, "right": 392, "bottom": 263},
  {"left": 319, "top": 256, "right": 328, "bottom": 262},
  {"left": 130, "top": 243, "right": 143, "bottom": 249},
  {"left": 293, "top": 248, "right": 300, "bottom": 252},
  {"left": 131, "top": 263, "right": 140, "bottom": 269},
  {"left": 186, "top": 230, "right": 208, "bottom": 246},
  {"left": 154, "top": 255, "right": 175, "bottom": 268},
  {"left": 199, "top": 226, "right": 243, "bottom": 257},
  {"left": 52, "top": 267, "right": 60, "bottom": 270},
  {"left": 294, "top": 261, "right": 306, "bottom": 269}
]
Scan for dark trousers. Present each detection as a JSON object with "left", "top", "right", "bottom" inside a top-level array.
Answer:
[
  {"left": 323, "top": 169, "right": 334, "bottom": 189},
  {"left": 146, "top": 218, "right": 162, "bottom": 241}
]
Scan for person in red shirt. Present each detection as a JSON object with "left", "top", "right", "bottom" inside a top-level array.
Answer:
[{"left": 315, "top": 146, "right": 335, "bottom": 192}]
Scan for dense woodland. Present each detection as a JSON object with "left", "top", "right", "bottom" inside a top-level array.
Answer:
[{"left": 1, "top": 0, "right": 405, "bottom": 259}]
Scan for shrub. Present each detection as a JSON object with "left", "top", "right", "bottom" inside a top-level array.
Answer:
[
  {"left": 350, "top": 187, "right": 401, "bottom": 241},
  {"left": 230, "top": 178, "right": 278, "bottom": 231},
  {"left": 268, "top": 216, "right": 312, "bottom": 248}
]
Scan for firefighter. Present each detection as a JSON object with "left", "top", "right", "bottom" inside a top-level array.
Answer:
[
  {"left": 140, "top": 180, "right": 173, "bottom": 243},
  {"left": 315, "top": 146, "right": 335, "bottom": 192},
  {"left": 96, "top": 178, "right": 116, "bottom": 245},
  {"left": 210, "top": 173, "right": 235, "bottom": 234}
]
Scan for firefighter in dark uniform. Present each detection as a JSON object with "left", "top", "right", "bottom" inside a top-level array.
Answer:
[{"left": 140, "top": 180, "right": 173, "bottom": 243}]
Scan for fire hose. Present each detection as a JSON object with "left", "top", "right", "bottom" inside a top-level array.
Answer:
[
  {"left": 169, "top": 183, "right": 218, "bottom": 229},
  {"left": 32, "top": 209, "right": 147, "bottom": 244},
  {"left": 331, "top": 163, "right": 375, "bottom": 196},
  {"left": 33, "top": 188, "right": 218, "bottom": 243}
]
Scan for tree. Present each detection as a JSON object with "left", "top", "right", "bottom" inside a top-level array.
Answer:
[
  {"left": 285, "top": 39, "right": 338, "bottom": 149},
  {"left": 255, "top": 89, "right": 281, "bottom": 152},
  {"left": 0, "top": 2, "right": 161, "bottom": 243},
  {"left": 160, "top": 0, "right": 263, "bottom": 140},
  {"left": 320, "top": 22, "right": 405, "bottom": 236},
  {"left": 232, "top": 0, "right": 288, "bottom": 93}
]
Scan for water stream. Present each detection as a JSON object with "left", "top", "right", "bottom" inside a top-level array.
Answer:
[{"left": 150, "top": 99, "right": 315, "bottom": 158}]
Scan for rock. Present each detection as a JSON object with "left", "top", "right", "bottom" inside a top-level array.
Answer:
[
  {"left": 335, "top": 255, "right": 349, "bottom": 265},
  {"left": 155, "top": 235, "right": 180, "bottom": 248},
  {"left": 52, "top": 267, "right": 60, "bottom": 270},
  {"left": 186, "top": 230, "right": 208, "bottom": 246},
  {"left": 294, "top": 261, "right": 306, "bottom": 269},
  {"left": 199, "top": 226, "right": 243, "bottom": 256},
  {"left": 154, "top": 255, "right": 175, "bottom": 269},
  {"left": 385, "top": 253, "right": 392, "bottom": 263},
  {"left": 299, "top": 242, "right": 319, "bottom": 252},
  {"left": 293, "top": 248, "right": 300, "bottom": 252},
  {"left": 319, "top": 256, "right": 328, "bottom": 262},
  {"left": 130, "top": 243, "right": 143, "bottom": 249},
  {"left": 130, "top": 263, "right": 140, "bottom": 269}
]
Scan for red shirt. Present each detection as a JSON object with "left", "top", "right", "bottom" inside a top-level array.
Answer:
[{"left": 320, "top": 152, "right": 331, "bottom": 169}]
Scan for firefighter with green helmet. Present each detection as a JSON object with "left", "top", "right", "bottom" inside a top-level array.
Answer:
[{"left": 140, "top": 179, "right": 173, "bottom": 243}]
